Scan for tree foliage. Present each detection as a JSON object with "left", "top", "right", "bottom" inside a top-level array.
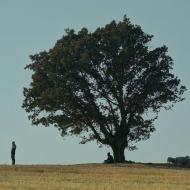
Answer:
[{"left": 23, "top": 16, "right": 186, "bottom": 162}]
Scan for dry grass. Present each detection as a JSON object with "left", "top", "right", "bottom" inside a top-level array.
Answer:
[{"left": 0, "top": 163, "right": 190, "bottom": 190}]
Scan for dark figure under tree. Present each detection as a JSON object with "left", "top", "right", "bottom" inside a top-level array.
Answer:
[{"left": 104, "top": 152, "right": 114, "bottom": 163}]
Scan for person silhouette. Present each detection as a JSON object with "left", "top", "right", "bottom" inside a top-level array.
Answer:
[
  {"left": 11, "top": 141, "right": 16, "bottom": 165},
  {"left": 104, "top": 152, "right": 114, "bottom": 163}
]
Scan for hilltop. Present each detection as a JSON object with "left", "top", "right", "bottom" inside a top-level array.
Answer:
[{"left": 0, "top": 163, "right": 190, "bottom": 190}]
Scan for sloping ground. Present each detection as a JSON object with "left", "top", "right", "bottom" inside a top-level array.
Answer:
[{"left": 0, "top": 163, "right": 190, "bottom": 190}]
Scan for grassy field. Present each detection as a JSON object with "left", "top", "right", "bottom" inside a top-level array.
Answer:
[{"left": 0, "top": 163, "right": 190, "bottom": 190}]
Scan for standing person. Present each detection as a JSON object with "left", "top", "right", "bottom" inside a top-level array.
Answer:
[{"left": 11, "top": 141, "right": 16, "bottom": 165}]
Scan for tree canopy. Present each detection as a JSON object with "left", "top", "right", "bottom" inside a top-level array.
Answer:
[{"left": 23, "top": 16, "right": 186, "bottom": 162}]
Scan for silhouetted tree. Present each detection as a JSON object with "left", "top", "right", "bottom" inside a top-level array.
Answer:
[{"left": 23, "top": 16, "right": 186, "bottom": 163}]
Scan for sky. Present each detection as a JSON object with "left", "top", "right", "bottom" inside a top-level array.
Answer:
[{"left": 0, "top": 0, "right": 189, "bottom": 165}]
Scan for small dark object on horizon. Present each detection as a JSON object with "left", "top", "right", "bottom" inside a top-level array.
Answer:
[
  {"left": 104, "top": 152, "right": 114, "bottom": 164},
  {"left": 11, "top": 141, "right": 16, "bottom": 165}
]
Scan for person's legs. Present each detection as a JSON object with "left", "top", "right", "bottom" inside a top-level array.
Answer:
[{"left": 11, "top": 154, "right": 15, "bottom": 165}]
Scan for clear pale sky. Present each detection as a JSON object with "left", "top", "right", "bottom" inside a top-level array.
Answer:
[{"left": 0, "top": 0, "right": 189, "bottom": 165}]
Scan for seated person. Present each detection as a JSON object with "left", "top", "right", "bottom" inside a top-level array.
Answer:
[{"left": 104, "top": 152, "right": 114, "bottom": 163}]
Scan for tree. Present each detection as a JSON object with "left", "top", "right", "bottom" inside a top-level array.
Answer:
[{"left": 23, "top": 16, "right": 186, "bottom": 163}]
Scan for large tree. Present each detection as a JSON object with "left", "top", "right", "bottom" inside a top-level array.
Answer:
[{"left": 23, "top": 16, "right": 186, "bottom": 163}]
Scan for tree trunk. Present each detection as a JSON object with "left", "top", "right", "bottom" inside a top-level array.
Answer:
[{"left": 111, "top": 144, "right": 126, "bottom": 163}]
